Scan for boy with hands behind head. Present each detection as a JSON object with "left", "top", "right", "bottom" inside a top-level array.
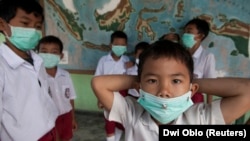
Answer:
[{"left": 91, "top": 40, "right": 250, "bottom": 141}]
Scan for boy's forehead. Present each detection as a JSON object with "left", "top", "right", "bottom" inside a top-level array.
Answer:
[
  {"left": 185, "top": 24, "right": 198, "bottom": 30},
  {"left": 112, "top": 37, "right": 127, "bottom": 45},
  {"left": 13, "top": 8, "right": 43, "bottom": 23},
  {"left": 142, "top": 57, "right": 190, "bottom": 76},
  {"left": 40, "top": 43, "right": 60, "bottom": 50}
]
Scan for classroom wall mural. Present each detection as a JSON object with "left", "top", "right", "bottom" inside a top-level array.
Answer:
[{"left": 44, "top": 0, "right": 250, "bottom": 77}]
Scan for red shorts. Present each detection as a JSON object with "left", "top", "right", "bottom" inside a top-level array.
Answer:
[
  {"left": 104, "top": 90, "right": 127, "bottom": 134},
  {"left": 105, "top": 118, "right": 125, "bottom": 134},
  {"left": 119, "top": 89, "right": 128, "bottom": 97},
  {"left": 38, "top": 127, "right": 56, "bottom": 141},
  {"left": 191, "top": 92, "right": 204, "bottom": 103},
  {"left": 55, "top": 110, "right": 73, "bottom": 140}
]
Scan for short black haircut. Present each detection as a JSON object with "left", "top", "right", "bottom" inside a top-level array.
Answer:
[
  {"left": 37, "top": 35, "right": 63, "bottom": 53},
  {"left": 138, "top": 40, "right": 194, "bottom": 82},
  {"left": 158, "top": 33, "right": 180, "bottom": 42},
  {"left": 0, "top": 0, "right": 44, "bottom": 23},
  {"left": 110, "top": 30, "right": 127, "bottom": 43},
  {"left": 135, "top": 41, "right": 150, "bottom": 54},
  {"left": 185, "top": 18, "right": 210, "bottom": 40}
]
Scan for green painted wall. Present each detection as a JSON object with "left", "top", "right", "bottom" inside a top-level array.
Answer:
[{"left": 70, "top": 74, "right": 101, "bottom": 112}]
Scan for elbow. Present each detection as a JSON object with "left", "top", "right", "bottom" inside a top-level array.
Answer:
[{"left": 91, "top": 76, "right": 99, "bottom": 97}]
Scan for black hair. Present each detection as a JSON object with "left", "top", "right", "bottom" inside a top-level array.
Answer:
[
  {"left": 135, "top": 41, "right": 150, "bottom": 54},
  {"left": 138, "top": 40, "right": 194, "bottom": 82},
  {"left": 37, "top": 35, "right": 63, "bottom": 53},
  {"left": 0, "top": 0, "right": 43, "bottom": 22},
  {"left": 185, "top": 18, "right": 210, "bottom": 40},
  {"left": 110, "top": 30, "right": 127, "bottom": 43},
  {"left": 158, "top": 33, "right": 180, "bottom": 42},
  {"left": 158, "top": 34, "right": 166, "bottom": 41}
]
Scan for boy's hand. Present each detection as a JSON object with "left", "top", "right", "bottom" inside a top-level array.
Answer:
[
  {"left": 72, "top": 119, "right": 78, "bottom": 131},
  {"left": 97, "top": 100, "right": 104, "bottom": 109},
  {"left": 125, "top": 61, "right": 135, "bottom": 69}
]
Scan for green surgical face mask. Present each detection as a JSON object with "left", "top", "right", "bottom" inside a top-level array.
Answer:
[
  {"left": 137, "top": 89, "right": 193, "bottom": 124},
  {"left": 5, "top": 25, "right": 42, "bottom": 51},
  {"left": 111, "top": 45, "right": 127, "bottom": 57},
  {"left": 38, "top": 53, "right": 60, "bottom": 68},
  {"left": 181, "top": 33, "right": 197, "bottom": 48}
]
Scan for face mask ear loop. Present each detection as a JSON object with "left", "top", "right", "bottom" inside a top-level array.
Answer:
[
  {"left": 189, "top": 83, "right": 192, "bottom": 90},
  {"left": 4, "top": 24, "right": 13, "bottom": 38},
  {"left": 3, "top": 30, "right": 10, "bottom": 38}
]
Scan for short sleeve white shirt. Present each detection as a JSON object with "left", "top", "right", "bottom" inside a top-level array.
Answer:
[
  {"left": 0, "top": 44, "right": 59, "bottom": 141},
  {"left": 126, "top": 64, "right": 138, "bottom": 75},
  {"left": 105, "top": 92, "right": 225, "bottom": 141},
  {"left": 193, "top": 46, "right": 217, "bottom": 78},
  {"left": 47, "top": 68, "right": 77, "bottom": 115},
  {"left": 94, "top": 52, "right": 130, "bottom": 76}
]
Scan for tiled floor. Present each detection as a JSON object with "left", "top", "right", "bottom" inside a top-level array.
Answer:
[{"left": 72, "top": 111, "right": 125, "bottom": 141}]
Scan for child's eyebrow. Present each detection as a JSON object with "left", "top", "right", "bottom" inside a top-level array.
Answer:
[
  {"left": 170, "top": 72, "right": 186, "bottom": 78},
  {"left": 142, "top": 72, "right": 158, "bottom": 77},
  {"left": 20, "top": 16, "right": 30, "bottom": 20}
]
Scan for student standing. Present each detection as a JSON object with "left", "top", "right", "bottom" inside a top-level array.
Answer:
[
  {"left": 0, "top": 0, "right": 59, "bottom": 140},
  {"left": 181, "top": 18, "right": 217, "bottom": 104},
  {"left": 94, "top": 30, "right": 129, "bottom": 141},
  {"left": 37, "top": 35, "right": 77, "bottom": 141},
  {"left": 91, "top": 40, "right": 250, "bottom": 141}
]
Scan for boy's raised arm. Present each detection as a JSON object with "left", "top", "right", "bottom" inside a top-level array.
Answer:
[
  {"left": 194, "top": 77, "right": 250, "bottom": 124},
  {"left": 91, "top": 75, "right": 137, "bottom": 111}
]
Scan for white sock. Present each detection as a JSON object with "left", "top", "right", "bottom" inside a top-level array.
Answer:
[
  {"left": 115, "top": 128, "right": 123, "bottom": 141},
  {"left": 106, "top": 135, "right": 115, "bottom": 141}
]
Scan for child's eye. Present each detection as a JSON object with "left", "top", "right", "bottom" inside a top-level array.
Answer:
[
  {"left": 147, "top": 79, "right": 157, "bottom": 84},
  {"left": 21, "top": 22, "right": 29, "bottom": 26},
  {"left": 172, "top": 79, "right": 181, "bottom": 84},
  {"left": 36, "top": 25, "right": 42, "bottom": 30}
]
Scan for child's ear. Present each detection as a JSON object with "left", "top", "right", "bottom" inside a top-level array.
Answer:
[
  {"left": 197, "top": 33, "right": 205, "bottom": 41},
  {"left": 60, "top": 52, "right": 64, "bottom": 60},
  {"left": 190, "top": 83, "right": 199, "bottom": 97},
  {"left": 0, "top": 18, "right": 6, "bottom": 31}
]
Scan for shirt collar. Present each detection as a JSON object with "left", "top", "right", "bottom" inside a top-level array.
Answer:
[
  {"left": 139, "top": 109, "right": 159, "bottom": 134},
  {"left": 0, "top": 43, "right": 43, "bottom": 70},
  {"left": 55, "top": 67, "right": 67, "bottom": 78},
  {"left": 106, "top": 52, "right": 127, "bottom": 62},
  {"left": 192, "top": 45, "right": 203, "bottom": 59}
]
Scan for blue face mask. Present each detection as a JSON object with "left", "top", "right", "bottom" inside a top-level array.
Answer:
[
  {"left": 181, "top": 33, "right": 196, "bottom": 48},
  {"left": 111, "top": 45, "right": 127, "bottom": 57},
  {"left": 5, "top": 25, "right": 42, "bottom": 51},
  {"left": 38, "top": 53, "right": 61, "bottom": 68},
  {"left": 137, "top": 89, "right": 193, "bottom": 124}
]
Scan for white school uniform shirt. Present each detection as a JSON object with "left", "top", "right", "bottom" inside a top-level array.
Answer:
[
  {"left": 0, "top": 43, "right": 59, "bottom": 141},
  {"left": 126, "top": 65, "right": 140, "bottom": 97},
  {"left": 47, "top": 67, "right": 76, "bottom": 115},
  {"left": 94, "top": 52, "right": 130, "bottom": 76},
  {"left": 105, "top": 92, "right": 225, "bottom": 141},
  {"left": 192, "top": 45, "right": 217, "bottom": 79}
]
